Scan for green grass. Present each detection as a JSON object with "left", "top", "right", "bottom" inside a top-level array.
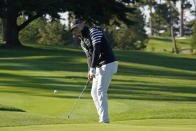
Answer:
[
  {"left": 146, "top": 36, "right": 192, "bottom": 52},
  {"left": 0, "top": 42, "right": 196, "bottom": 131},
  {"left": 0, "top": 104, "right": 25, "bottom": 112},
  {"left": 1, "top": 120, "right": 196, "bottom": 131}
]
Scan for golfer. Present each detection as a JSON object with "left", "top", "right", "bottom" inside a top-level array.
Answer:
[{"left": 71, "top": 19, "right": 118, "bottom": 123}]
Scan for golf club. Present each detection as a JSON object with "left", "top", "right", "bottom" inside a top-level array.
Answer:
[{"left": 67, "top": 80, "right": 90, "bottom": 119}]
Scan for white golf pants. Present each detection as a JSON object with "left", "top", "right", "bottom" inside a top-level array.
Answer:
[{"left": 91, "top": 61, "right": 118, "bottom": 123}]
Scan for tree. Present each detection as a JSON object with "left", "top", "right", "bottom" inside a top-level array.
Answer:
[
  {"left": 150, "top": 3, "right": 179, "bottom": 37},
  {"left": 191, "top": 21, "right": 196, "bottom": 50},
  {"left": 106, "top": 9, "right": 148, "bottom": 50},
  {"left": 68, "top": 12, "right": 79, "bottom": 46},
  {"left": 192, "top": 0, "right": 196, "bottom": 20},
  {"left": 18, "top": 16, "right": 44, "bottom": 43},
  {"left": 150, "top": 3, "right": 170, "bottom": 36},
  {"left": 38, "top": 19, "right": 66, "bottom": 45},
  {"left": 180, "top": 0, "right": 185, "bottom": 36},
  {"left": 166, "top": 0, "right": 191, "bottom": 37},
  {"left": 139, "top": 0, "right": 156, "bottom": 36},
  {"left": 167, "top": 0, "right": 179, "bottom": 54},
  {"left": 170, "top": 7, "right": 178, "bottom": 54},
  {"left": 0, "top": 19, "right": 2, "bottom": 40},
  {"left": 0, "top": 0, "right": 138, "bottom": 48},
  {"left": 18, "top": 16, "right": 74, "bottom": 45},
  {"left": 179, "top": 0, "right": 191, "bottom": 37}
]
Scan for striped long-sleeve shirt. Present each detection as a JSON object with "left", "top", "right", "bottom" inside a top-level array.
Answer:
[{"left": 80, "top": 26, "right": 116, "bottom": 70}]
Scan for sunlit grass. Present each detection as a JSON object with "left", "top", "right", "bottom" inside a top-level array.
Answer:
[
  {"left": 0, "top": 42, "right": 196, "bottom": 130},
  {"left": 146, "top": 36, "right": 192, "bottom": 52}
]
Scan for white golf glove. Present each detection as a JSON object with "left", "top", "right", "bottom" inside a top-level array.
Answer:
[{"left": 89, "top": 68, "right": 96, "bottom": 78}]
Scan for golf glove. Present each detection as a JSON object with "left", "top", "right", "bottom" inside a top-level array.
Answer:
[{"left": 89, "top": 68, "right": 96, "bottom": 77}]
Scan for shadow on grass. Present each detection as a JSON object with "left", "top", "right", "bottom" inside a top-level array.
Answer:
[
  {"left": 0, "top": 105, "right": 25, "bottom": 112},
  {"left": 150, "top": 37, "right": 172, "bottom": 42},
  {"left": 0, "top": 73, "right": 91, "bottom": 94},
  {"left": 117, "top": 64, "right": 196, "bottom": 80},
  {"left": 1, "top": 72, "right": 196, "bottom": 102},
  {"left": 0, "top": 45, "right": 82, "bottom": 58},
  {"left": 0, "top": 45, "right": 87, "bottom": 72},
  {"left": 1, "top": 45, "right": 196, "bottom": 73},
  {"left": 115, "top": 50, "right": 196, "bottom": 73},
  {"left": 64, "top": 76, "right": 87, "bottom": 80},
  {"left": 1, "top": 45, "right": 196, "bottom": 102}
]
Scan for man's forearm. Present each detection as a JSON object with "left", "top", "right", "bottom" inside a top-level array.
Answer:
[{"left": 91, "top": 44, "right": 101, "bottom": 68}]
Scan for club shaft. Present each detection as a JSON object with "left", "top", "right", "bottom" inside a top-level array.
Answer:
[{"left": 67, "top": 80, "right": 89, "bottom": 118}]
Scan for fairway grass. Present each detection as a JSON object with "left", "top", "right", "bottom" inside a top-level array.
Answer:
[
  {"left": 1, "top": 119, "right": 196, "bottom": 131},
  {"left": 146, "top": 36, "right": 192, "bottom": 53},
  {"left": 0, "top": 43, "right": 196, "bottom": 130}
]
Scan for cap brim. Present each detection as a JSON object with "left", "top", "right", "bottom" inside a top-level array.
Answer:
[{"left": 71, "top": 24, "right": 80, "bottom": 32}]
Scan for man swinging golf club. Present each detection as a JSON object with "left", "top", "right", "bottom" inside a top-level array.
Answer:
[{"left": 71, "top": 19, "right": 118, "bottom": 123}]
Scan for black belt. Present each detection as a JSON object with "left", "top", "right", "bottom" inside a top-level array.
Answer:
[{"left": 97, "top": 60, "right": 116, "bottom": 68}]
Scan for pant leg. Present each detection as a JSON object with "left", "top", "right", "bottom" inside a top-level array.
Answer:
[
  {"left": 97, "top": 73, "right": 112, "bottom": 123},
  {"left": 91, "top": 68, "right": 101, "bottom": 117},
  {"left": 96, "top": 61, "right": 118, "bottom": 123}
]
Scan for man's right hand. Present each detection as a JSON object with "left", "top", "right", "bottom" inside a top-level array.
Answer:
[{"left": 88, "top": 72, "right": 93, "bottom": 81}]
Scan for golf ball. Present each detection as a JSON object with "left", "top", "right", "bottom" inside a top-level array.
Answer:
[{"left": 54, "top": 90, "right": 58, "bottom": 94}]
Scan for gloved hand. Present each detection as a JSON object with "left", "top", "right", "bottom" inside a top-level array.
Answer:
[{"left": 89, "top": 68, "right": 96, "bottom": 78}]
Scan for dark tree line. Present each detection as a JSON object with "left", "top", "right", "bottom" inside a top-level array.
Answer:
[
  {"left": 0, "top": 0, "right": 195, "bottom": 52},
  {"left": 0, "top": 0, "right": 139, "bottom": 48}
]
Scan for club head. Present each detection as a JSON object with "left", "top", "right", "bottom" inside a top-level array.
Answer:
[{"left": 67, "top": 115, "right": 70, "bottom": 119}]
